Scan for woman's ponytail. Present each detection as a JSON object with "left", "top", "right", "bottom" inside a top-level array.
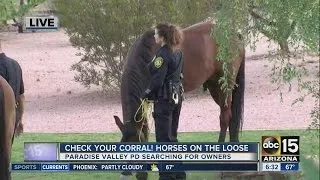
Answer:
[{"left": 170, "top": 25, "right": 183, "bottom": 49}]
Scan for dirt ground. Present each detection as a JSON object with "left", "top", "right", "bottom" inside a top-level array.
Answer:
[{"left": 0, "top": 29, "right": 318, "bottom": 133}]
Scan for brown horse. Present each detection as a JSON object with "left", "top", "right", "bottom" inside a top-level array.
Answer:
[
  {"left": 0, "top": 76, "right": 16, "bottom": 180},
  {"left": 114, "top": 21, "right": 245, "bottom": 180}
]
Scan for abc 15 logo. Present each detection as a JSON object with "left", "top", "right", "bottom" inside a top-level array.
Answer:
[{"left": 261, "top": 136, "right": 299, "bottom": 155}]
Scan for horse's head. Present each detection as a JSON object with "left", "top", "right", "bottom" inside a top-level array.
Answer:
[
  {"left": 113, "top": 30, "right": 155, "bottom": 144},
  {"left": 114, "top": 116, "right": 146, "bottom": 143}
]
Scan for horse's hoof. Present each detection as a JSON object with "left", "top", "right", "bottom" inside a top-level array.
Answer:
[{"left": 120, "top": 174, "right": 132, "bottom": 180}]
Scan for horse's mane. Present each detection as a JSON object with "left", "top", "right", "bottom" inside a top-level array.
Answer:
[{"left": 121, "top": 30, "right": 156, "bottom": 124}]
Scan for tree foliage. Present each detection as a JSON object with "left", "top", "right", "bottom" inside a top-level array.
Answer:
[
  {"left": 55, "top": 0, "right": 319, "bottom": 128},
  {"left": 249, "top": 0, "right": 319, "bottom": 52},
  {"left": 213, "top": 0, "right": 319, "bottom": 129},
  {"left": 53, "top": 0, "right": 216, "bottom": 90},
  {"left": 0, "top": 0, "right": 45, "bottom": 26}
]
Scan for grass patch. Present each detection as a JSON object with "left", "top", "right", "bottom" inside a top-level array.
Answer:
[{"left": 11, "top": 129, "right": 319, "bottom": 180}]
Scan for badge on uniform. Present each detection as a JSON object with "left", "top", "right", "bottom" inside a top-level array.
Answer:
[{"left": 154, "top": 57, "right": 163, "bottom": 68}]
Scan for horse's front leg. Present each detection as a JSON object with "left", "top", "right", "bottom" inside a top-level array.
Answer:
[
  {"left": 120, "top": 171, "right": 148, "bottom": 180},
  {"left": 120, "top": 134, "right": 148, "bottom": 180},
  {"left": 134, "top": 124, "right": 149, "bottom": 180},
  {"left": 135, "top": 171, "right": 148, "bottom": 180}
]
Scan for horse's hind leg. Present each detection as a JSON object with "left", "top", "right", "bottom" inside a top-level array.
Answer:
[
  {"left": 218, "top": 103, "right": 232, "bottom": 143},
  {"left": 207, "top": 81, "right": 232, "bottom": 143}
]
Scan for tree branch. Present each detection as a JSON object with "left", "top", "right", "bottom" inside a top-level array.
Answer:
[
  {"left": 255, "top": 23, "right": 278, "bottom": 41},
  {"left": 249, "top": 8, "right": 276, "bottom": 27},
  {"left": 12, "top": 18, "right": 22, "bottom": 27},
  {"left": 290, "top": 21, "right": 297, "bottom": 32}
]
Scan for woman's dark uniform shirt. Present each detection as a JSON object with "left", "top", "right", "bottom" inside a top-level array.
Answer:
[{"left": 144, "top": 44, "right": 181, "bottom": 99}]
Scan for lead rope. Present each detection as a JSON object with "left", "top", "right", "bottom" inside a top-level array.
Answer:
[{"left": 134, "top": 98, "right": 153, "bottom": 142}]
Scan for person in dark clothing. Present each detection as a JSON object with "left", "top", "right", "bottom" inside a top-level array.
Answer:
[
  {"left": 0, "top": 40, "right": 25, "bottom": 137},
  {"left": 142, "top": 24, "right": 186, "bottom": 180}
]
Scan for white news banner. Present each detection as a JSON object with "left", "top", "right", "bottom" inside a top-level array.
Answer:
[{"left": 59, "top": 152, "right": 258, "bottom": 161}]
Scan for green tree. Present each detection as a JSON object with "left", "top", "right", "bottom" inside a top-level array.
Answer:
[
  {"left": 0, "top": 0, "right": 46, "bottom": 32},
  {"left": 248, "top": 0, "right": 319, "bottom": 52},
  {"left": 53, "top": 0, "right": 216, "bottom": 90},
  {"left": 212, "top": 0, "right": 319, "bottom": 131}
]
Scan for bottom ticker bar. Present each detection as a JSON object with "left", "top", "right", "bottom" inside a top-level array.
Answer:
[{"left": 11, "top": 163, "right": 258, "bottom": 172}]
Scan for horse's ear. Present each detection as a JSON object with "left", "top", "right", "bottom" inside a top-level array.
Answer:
[{"left": 114, "top": 116, "right": 124, "bottom": 133}]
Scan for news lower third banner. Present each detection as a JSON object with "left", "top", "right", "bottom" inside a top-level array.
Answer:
[
  {"left": 11, "top": 162, "right": 259, "bottom": 172},
  {"left": 24, "top": 142, "right": 259, "bottom": 162}
]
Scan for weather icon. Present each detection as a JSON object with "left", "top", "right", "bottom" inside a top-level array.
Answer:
[{"left": 150, "top": 164, "right": 159, "bottom": 171}]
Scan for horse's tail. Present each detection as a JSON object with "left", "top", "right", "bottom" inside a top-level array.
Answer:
[
  {"left": 230, "top": 52, "right": 245, "bottom": 139},
  {"left": 0, "top": 85, "right": 10, "bottom": 179}
]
